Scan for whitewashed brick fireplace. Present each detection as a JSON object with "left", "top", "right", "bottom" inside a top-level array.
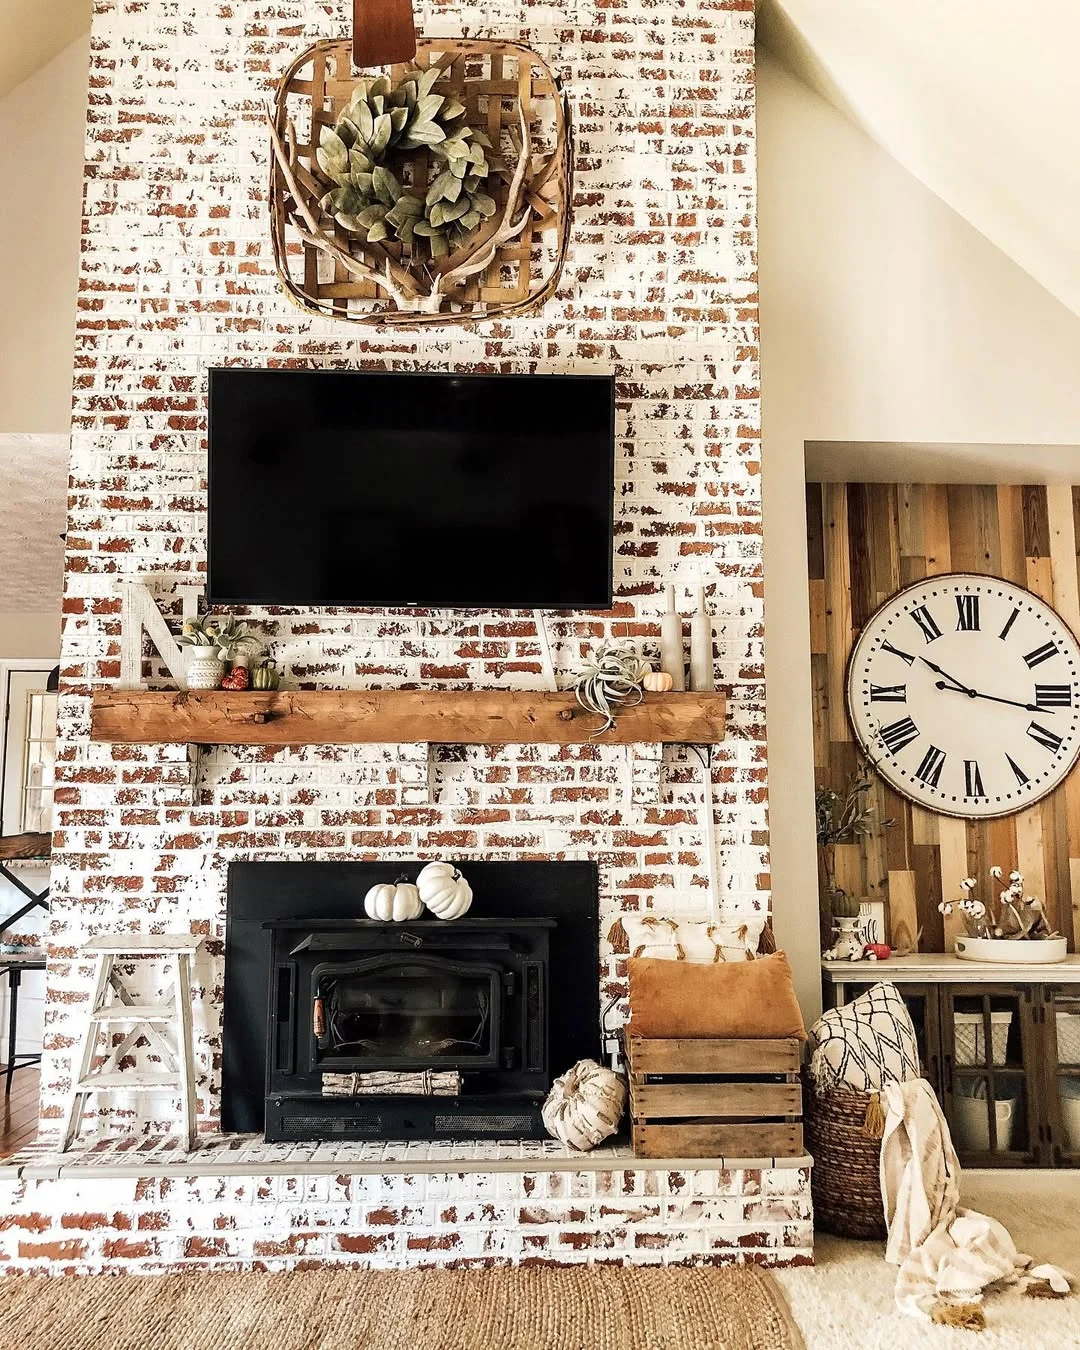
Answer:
[{"left": 0, "top": 0, "right": 814, "bottom": 1271}]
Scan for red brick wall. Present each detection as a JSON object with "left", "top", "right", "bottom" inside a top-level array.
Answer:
[{"left": 45, "top": 0, "right": 762, "bottom": 1138}]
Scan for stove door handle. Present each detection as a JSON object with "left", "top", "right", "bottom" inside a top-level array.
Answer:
[{"left": 273, "top": 963, "right": 296, "bottom": 1075}]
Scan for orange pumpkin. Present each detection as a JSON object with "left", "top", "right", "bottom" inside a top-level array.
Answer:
[{"left": 643, "top": 670, "right": 674, "bottom": 692}]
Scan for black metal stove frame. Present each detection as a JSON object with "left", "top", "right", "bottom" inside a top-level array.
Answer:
[{"left": 221, "top": 861, "right": 601, "bottom": 1137}]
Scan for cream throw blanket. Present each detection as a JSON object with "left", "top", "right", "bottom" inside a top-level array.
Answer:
[{"left": 879, "top": 1079, "right": 1069, "bottom": 1319}]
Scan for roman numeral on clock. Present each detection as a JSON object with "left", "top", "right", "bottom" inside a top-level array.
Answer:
[
  {"left": 915, "top": 744, "right": 946, "bottom": 788},
  {"left": 1027, "top": 721, "right": 1064, "bottom": 754},
  {"left": 1024, "top": 641, "right": 1059, "bottom": 668},
  {"left": 999, "top": 607, "right": 1021, "bottom": 640},
  {"left": 1035, "top": 684, "right": 1072, "bottom": 708},
  {"left": 963, "top": 759, "right": 986, "bottom": 796},
  {"left": 955, "top": 594, "right": 980, "bottom": 631},
  {"left": 869, "top": 683, "right": 906, "bottom": 702},
  {"left": 1007, "top": 754, "right": 1030, "bottom": 787},
  {"left": 911, "top": 605, "right": 942, "bottom": 643},
  {"left": 879, "top": 716, "right": 920, "bottom": 755},
  {"left": 880, "top": 640, "right": 915, "bottom": 666}
]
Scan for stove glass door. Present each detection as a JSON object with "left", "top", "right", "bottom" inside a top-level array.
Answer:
[{"left": 311, "top": 955, "right": 502, "bottom": 1070}]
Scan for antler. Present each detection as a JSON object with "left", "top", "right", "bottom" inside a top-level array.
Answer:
[
  {"left": 269, "top": 85, "right": 554, "bottom": 321},
  {"left": 418, "top": 103, "right": 535, "bottom": 312},
  {"left": 266, "top": 107, "right": 421, "bottom": 309}
]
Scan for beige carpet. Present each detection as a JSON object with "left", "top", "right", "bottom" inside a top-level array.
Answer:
[
  {"left": 777, "top": 1171, "right": 1080, "bottom": 1349},
  {"left": 0, "top": 1263, "right": 805, "bottom": 1350}
]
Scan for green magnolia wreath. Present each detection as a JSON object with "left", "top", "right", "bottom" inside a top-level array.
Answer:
[{"left": 315, "top": 66, "right": 498, "bottom": 260}]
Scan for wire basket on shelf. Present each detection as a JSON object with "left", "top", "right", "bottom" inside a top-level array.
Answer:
[
  {"left": 1056, "top": 1010, "right": 1080, "bottom": 1065},
  {"left": 954, "top": 1010, "right": 1012, "bottom": 1067}
]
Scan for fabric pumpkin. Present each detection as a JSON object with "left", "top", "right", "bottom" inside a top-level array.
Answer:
[
  {"left": 542, "top": 1059, "right": 626, "bottom": 1151},
  {"left": 642, "top": 670, "right": 674, "bottom": 692},
  {"left": 808, "top": 981, "right": 921, "bottom": 1093},
  {"left": 612, "top": 913, "right": 764, "bottom": 964},
  {"left": 364, "top": 880, "right": 423, "bottom": 922},
  {"left": 416, "top": 861, "right": 473, "bottom": 920}
]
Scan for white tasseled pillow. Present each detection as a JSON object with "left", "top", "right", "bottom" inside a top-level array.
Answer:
[{"left": 614, "top": 913, "right": 764, "bottom": 963}]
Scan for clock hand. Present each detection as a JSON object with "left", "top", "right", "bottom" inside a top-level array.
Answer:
[
  {"left": 921, "top": 656, "right": 1052, "bottom": 713},
  {"left": 933, "top": 681, "right": 1047, "bottom": 714},
  {"left": 920, "top": 656, "right": 976, "bottom": 696}
]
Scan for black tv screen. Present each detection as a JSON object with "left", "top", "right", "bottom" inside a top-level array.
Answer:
[{"left": 207, "top": 368, "right": 615, "bottom": 609}]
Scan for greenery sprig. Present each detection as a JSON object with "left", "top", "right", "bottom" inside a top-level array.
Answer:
[{"left": 816, "top": 769, "right": 894, "bottom": 919}]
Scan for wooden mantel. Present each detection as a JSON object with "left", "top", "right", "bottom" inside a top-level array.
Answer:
[
  {"left": 90, "top": 689, "right": 727, "bottom": 747},
  {"left": 0, "top": 833, "right": 52, "bottom": 861}
]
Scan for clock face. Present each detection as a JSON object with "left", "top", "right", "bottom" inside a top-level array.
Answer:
[{"left": 846, "top": 574, "right": 1080, "bottom": 818}]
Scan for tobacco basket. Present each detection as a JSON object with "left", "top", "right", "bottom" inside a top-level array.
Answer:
[{"left": 268, "top": 37, "right": 572, "bottom": 327}]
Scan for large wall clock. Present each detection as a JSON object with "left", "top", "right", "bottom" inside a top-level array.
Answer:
[{"left": 846, "top": 573, "right": 1080, "bottom": 819}]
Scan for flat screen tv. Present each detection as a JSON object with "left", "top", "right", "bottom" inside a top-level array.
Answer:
[{"left": 208, "top": 368, "right": 615, "bottom": 609}]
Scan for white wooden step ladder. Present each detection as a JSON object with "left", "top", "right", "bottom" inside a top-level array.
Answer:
[{"left": 61, "top": 934, "right": 204, "bottom": 1152}]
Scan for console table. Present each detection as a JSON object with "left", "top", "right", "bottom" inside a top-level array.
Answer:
[{"left": 823, "top": 955, "right": 1080, "bottom": 1169}]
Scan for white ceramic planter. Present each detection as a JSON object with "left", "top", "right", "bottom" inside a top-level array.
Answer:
[
  {"left": 954, "top": 935, "right": 1068, "bottom": 964},
  {"left": 185, "top": 651, "right": 226, "bottom": 690}
]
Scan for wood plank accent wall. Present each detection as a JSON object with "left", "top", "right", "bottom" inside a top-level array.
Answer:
[{"left": 807, "top": 483, "right": 1080, "bottom": 955}]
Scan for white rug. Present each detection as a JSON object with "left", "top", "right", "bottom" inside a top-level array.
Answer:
[{"left": 777, "top": 1172, "right": 1080, "bottom": 1349}]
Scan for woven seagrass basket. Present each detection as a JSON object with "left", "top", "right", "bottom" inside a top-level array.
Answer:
[{"left": 803, "top": 1074, "right": 888, "bottom": 1240}]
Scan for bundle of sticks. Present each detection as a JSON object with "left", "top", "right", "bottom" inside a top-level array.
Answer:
[{"left": 321, "top": 1070, "right": 462, "bottom": 1098}]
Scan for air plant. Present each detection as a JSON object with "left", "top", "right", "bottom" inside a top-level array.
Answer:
[
  {"left": 572, "top": 642, "right": 647, "bottom": 736},
  {"left": 940, "top": 866, "right": 1061, "bottom": 941}
]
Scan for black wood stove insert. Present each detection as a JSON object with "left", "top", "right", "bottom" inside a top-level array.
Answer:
[
  {"left": 264, "top": 917, "right": 554, "bottom": 1141},
  {"left": 222, "top": 862, "right": 600, "bottom": 1141}
]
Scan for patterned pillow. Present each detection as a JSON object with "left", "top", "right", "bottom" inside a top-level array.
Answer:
[{"left": 808, "top": 982, "right": 921, "bottom": 1093}]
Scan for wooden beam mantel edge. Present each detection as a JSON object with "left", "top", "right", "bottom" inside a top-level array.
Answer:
[
  {"left": 0, "top": 833, "right": 52, "bottom": 861},
  {"left": 90, "top": 688, "right": 727, "bottom": 747}
]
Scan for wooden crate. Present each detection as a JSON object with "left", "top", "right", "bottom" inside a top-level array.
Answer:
[{"left": 624, "top": 1034, "right": 804, "bottom": 1160}]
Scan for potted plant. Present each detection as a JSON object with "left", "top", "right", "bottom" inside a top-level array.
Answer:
[
  {"left": 941, "top": 868, "right": 1067, "bottom": 964},
  {"left": 816, "top": 770, "right": 892, "bottom": 958},
  {"left": 178, "top": 616, "right": 255, "bottom": 689}
]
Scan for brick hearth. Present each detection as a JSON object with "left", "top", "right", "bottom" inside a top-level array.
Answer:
[{"left": 0, "top": 1139, "right": 812, "bottom": 1271}]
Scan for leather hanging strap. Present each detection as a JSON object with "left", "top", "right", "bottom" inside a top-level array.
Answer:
[{"left": 353, "top": 0, "right": 417, "bottom": 69}]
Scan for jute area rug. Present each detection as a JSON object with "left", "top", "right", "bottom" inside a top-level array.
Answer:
[{"left": 0, "top": 1263, "right": 805, "bottom": 1350}]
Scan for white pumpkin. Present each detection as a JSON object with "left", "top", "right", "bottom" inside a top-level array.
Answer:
[
  {"left": 416, "top": 861, "right": 473, "bottom": 920},
  {"left": 364, "top": 879, "right": 423, "bottom": 922}
]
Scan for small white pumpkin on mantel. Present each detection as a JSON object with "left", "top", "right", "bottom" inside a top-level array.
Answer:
[
  {"left": 363, "top": 877, "right": 424, "bottom": 923},
  {"left": 416, "top": 861, "right": 473, "bottom": 920}
]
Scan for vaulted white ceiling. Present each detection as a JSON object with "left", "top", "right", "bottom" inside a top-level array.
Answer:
[
  {"left": 0, "top": 0, "right": 91, "bottom": 98},
  {"left": 757, "top": 0, "right": 1080, "bottom": 318}
]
